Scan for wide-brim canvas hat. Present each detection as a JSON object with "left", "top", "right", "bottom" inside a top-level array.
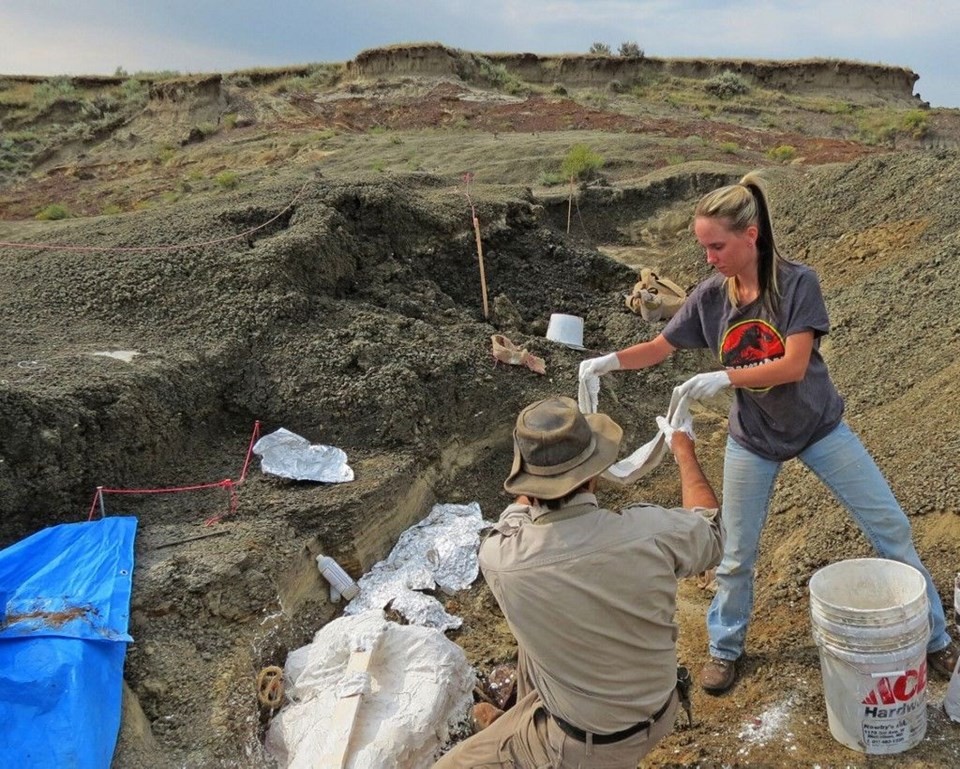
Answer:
[{"left": 504, "top": 396, "right": 622, "bottom": 500}]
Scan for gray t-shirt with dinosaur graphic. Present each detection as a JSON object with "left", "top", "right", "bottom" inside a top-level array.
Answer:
[{"left": 663, "top": 261, "right": 844, "bottom": 461}]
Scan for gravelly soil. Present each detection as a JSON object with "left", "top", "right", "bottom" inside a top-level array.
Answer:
[{"left": 1, "top": 119, "right": 959, "bottom": 768}]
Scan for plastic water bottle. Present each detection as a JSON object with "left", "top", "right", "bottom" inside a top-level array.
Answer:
[{"left": 316, "top": 555, "right": 360, "bottom": 602}]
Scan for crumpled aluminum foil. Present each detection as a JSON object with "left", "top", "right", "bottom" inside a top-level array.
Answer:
[
  {"left": 344, "top": 502, "right": 487, "bottom": 631},
  {"left": 253, "top": 427, "right": 354, "bottom": 483}
]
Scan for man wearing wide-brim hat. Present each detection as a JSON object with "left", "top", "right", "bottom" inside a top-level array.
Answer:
[{"left": 434, "top": 396, "right": 723, "bottom": 769}]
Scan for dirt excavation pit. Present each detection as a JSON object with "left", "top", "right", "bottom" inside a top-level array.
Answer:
[{"left": 2, "top": 153, "right": 960, "bottom": 768}]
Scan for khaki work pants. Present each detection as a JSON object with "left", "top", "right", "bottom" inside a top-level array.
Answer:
[{"left": 433, "top": 685, "right": 678, "bottom": 769}]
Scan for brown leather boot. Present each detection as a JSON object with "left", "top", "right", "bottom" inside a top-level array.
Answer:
[
  {"left": 928, "top": 641, "right": 960, "bottom": 679},
  {"left": 700, "top": 657, "right": 737, "bottom": 694}
]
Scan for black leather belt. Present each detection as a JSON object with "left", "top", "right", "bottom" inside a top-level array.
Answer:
[{"left": 551, "top": 693, "right": 673, "bottom": 745}]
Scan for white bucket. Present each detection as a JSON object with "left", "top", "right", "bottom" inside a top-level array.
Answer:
[
  {"left": 809, "top": 558, "right": 930, "bottom": 754},
  {"left": 545, "top": 313, "right": 585, "bottom": 350}
]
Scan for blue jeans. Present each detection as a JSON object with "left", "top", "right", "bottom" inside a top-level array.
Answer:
[{"left": 708, "top": 421, "right": 950, "bottom": 660}]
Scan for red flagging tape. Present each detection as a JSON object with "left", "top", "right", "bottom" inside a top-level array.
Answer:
[{"left": 85, "top": 421, "right": 261, "bottom": 526}]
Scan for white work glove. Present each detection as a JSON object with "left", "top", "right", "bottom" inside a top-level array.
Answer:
[
  {"left": 656, "top": 415, "right": 696, "bottom": 449},
  {"left": 577, "top": 354, "right": 619, "bottom": 414},
  {"left": 578, "top": 353, "right": 620, "bottom": 381},
  {"left": 677, "top": 371, "right": 731, "bottom": 401}
]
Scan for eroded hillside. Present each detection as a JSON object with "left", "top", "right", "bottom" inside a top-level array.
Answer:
[{"left": 2, "top": 45, "right": 960, "bottom": 768}]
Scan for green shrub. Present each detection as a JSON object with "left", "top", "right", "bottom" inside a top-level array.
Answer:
[
  {"left": 102, "top": 204, "right": 123, "bottom": 215},
  {"left": 718, "top": 141, "right": 739, "bottom": 154},
  {"left": 35, "top": 203, "right": 72, "bottom": 220},
  {"left": 551, "top": 82, "right": 568, "bottom": 96},
  {"left": 589, "top": 42, "right": 612, "bottom": 55},
  {"left": 33, "top": 77, "right": 78, "bottom": 107},
  {"left": 704, "top": 71, "right": 750, "bottom": 99},
  {"left": 154, "top": 145, "right": 176, "bottom": 165},
  {"left": 119, "top": 78, "right": 147, "bottom": 106},
  {"left": 901, "top": 109, "right": 929, "bottom": 139},
  {"left": 479, "top": 61, "right": 526, "bottom": 94},
  {"left": 273, "top": 63, "right": 342, "bottom": 94},
  {"left": 273, "top": 76, "right": 309, "bottom": 95},
  {"left": 767, "top": 145, "right": 797, "bottom": 163},
  {"left": 561, "top": 144, "right": 603, "bottom": 181},
  {"left": 5, "top": 130, "right": 39, "bottom": 143},
  {"left": 857, "top": 115, "right": 897, "bottom": 145},
  {"left": 214, "top": 171, "right": 239, "bottom": 189},
  {"left": 608, "top": 79, "right": 625, "bottom": 94},
  {"left": 618, "top": 42, "right": 644, "bottom": 59}
]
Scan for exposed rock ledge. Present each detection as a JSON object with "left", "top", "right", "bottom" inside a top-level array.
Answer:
[{"left": 349, "top": 43, "right": 923, "bottom": 105}]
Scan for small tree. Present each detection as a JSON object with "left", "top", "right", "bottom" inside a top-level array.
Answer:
[
  {"left": 589, "top": 42, "right": 612, "bottom": 55},
  {"left": 561, "top": 144, "right": 603, "bottom": 181},
  {"left": 618, "top": 42, "right": 644, "bottom": 59},
  {"left": 561, "top": 145, "right": 604, "bottom": 233}
]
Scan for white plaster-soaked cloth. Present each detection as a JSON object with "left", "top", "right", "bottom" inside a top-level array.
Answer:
[
  {"left": 578, "top": 372, "right": 602, "bottom": 416},
  {"left": 265, "top": 610, "right": 475, "bottom": 769},
  {"left": 578, "top": 376, "right": 694, "bottom": 485}
]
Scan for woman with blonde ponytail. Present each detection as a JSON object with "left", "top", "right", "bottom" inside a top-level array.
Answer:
[{"left": 579, "top": 171, "right": 955, "bottom": 694}]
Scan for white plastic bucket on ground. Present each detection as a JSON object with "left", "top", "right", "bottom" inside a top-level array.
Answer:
[
  {"left": 545, "top": 313, "right": 585, "bottom": 350},
  {"left": 809, "top": 558, "right": 930, "bottom": 754}
]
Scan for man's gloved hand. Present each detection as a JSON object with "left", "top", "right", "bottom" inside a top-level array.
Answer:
[
  {"left": 656, "top": 415, "right": 696, "bottom": 448},
  {"left": 578, "top": 353, "right": 620, "bottom": 381},
  {"left": 678, "top": 371, "right": 731, "bottom": 401}
]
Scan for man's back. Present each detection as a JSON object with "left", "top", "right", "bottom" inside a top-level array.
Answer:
[{"left": 480, "top": 492, "right": 722, "bottom": 734}]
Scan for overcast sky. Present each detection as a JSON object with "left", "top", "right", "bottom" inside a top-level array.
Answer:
[{"left": 2, "top": 1, "right": 958, "bottom": 108}]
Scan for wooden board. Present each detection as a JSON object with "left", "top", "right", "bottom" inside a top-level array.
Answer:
[{"left": 324, "top": 645, "right": 376, "bottom": 769}]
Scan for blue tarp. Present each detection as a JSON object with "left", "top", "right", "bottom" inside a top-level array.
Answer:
[{"left": 0, "top": 516, "right": 137, "bottom": 768}]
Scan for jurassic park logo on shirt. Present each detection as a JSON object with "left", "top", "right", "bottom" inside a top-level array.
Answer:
[{"left": 720, "top": 319, "right": 785, "bottom": 392}]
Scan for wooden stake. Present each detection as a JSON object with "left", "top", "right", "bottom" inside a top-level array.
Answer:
[
  {"left": 472, "top": 215, "right": 490, "bottom": 319},
  {"left": 566, "top": 178, "right": 574, "bottom": 234}
]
